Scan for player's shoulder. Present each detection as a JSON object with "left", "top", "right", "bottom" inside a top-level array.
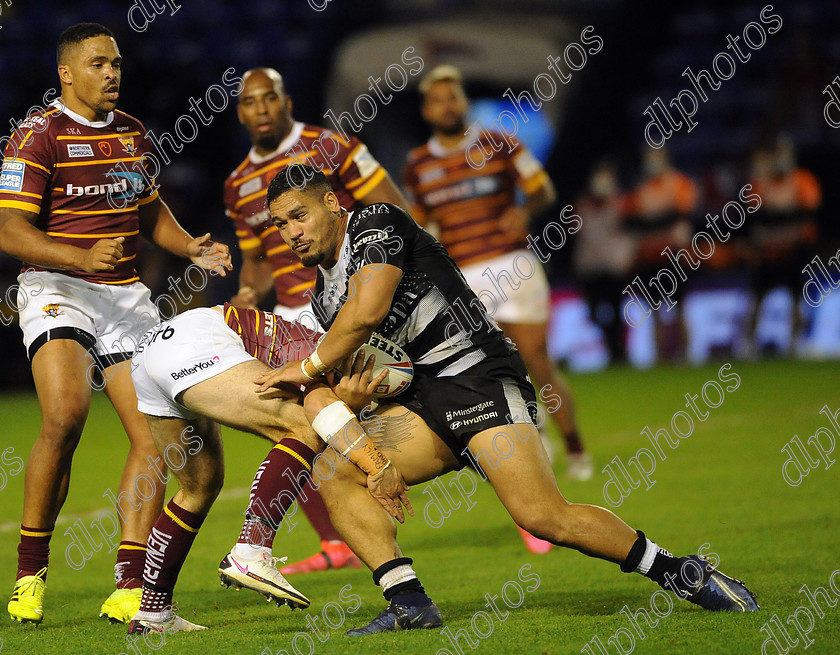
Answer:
[
  {"left": 301, "top": 122, "right": 346, "bottom": 144},
  {"left": 350, "top": 203, "right": 411, "bottom": 231},
  {"left": 112, "top": 109, "right": 147, "bottom": 133},
  {"left": 6, "top": 103, "right": 66, "bottom": 152},
  {"left": 225, "top": 153, "right": 252, "bottom": 184},
  {"left": 793, "top": 167, "right": 819, "bottom": 185}
]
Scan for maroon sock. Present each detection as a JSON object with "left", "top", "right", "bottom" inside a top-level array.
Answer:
[
  {"left": 139, "top": 500, "right": 205, "bottom": 613},
  {"left": 237, "top": 439, "right": 316, "bottom": 550},
  {"left": 115, "top": 540, "right": 146, "bottom": 589},
  {"left": 17, "top": 525, "right": 53, "bottom": 580},
  {"left": 563, "top": 430, "right": 584, "bottom": 454},
  {"left": 299, "top": 479, "right": 341, "bottom": 542}
]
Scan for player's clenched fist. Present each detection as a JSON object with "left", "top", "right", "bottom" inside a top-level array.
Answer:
[{"left": 80, "top": 236, "right": 124, "bottom": 272}]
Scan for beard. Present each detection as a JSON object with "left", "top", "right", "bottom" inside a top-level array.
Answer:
[
  {"left": 436, "top": 116, "right": 466, "bottom": 137},
  {"left": 255, "top": 131, "right": 282, "bottom": 151},
  {"left": 299, "top": 251, "right": 322, "bottom": 267}
]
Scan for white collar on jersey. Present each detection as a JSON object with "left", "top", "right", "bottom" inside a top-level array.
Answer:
[
  {"left": 317, "top": 210, "right": 354, "bottom": 274},
  {"left": 427, "top": 127, "right": 481, "bottom": 158},
  {"left": 52, "top": 99, "right": 115, "bottom": 128},
  {"left": 248, "top": 121, "right": 305, "bottom": 165}
]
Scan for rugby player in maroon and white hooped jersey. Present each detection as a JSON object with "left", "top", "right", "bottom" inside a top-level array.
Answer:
[
  {"left": 403, "top": 65, "right": 593, "bottom": 552},
  {"left": 126, "top": 304, "right": 411, "bottom": 634},
  {"left": 223, "top": 67, "right": 411, "bottom": 575},
  {"left": 0, "top": 23, "right": 231, "bottom": 625}
]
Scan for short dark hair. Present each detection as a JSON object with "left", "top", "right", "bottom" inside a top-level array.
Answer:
[
  {"left": 266, "top": 165, "right": 332, "bottom": 207},
  {"left": 57, "top": 23, "right": 115, "bottom": 65}
]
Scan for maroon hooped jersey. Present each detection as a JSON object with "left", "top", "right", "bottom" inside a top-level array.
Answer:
[
  {"left": 223, "top": 121, "right": 385, "bottom": 307},
  {"left": 403, "top": 130, "right": 549, "bottom": 269},
  {"left": 0, "top": 101, "right": 160, "bottom": 284},
  {"left": 222, "top": 302, "right": 320, "bottom": 369}
]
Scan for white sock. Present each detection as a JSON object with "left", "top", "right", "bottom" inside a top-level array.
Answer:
[
  {"left": 379, "top": 564, "right": 417, "bottom": 592},
  {"left": 233, "top": 542, "right": 271, "bottom": 560},
  {"left": 133, "top": 608, "right": 169, "bottom": 621},
  {"left": 635, "top": 539, "right": 670, "bottom": 574}
]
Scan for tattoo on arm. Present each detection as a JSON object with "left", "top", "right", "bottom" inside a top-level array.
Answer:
[{"left": 373, "top": 410, "right": 415, "bottom": 453}]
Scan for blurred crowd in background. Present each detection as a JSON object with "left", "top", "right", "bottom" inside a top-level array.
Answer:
[{"left": 1, "top": 0, "right": 839, "bottom": 385}]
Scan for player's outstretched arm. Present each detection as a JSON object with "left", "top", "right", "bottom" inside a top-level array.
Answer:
[
  {"left": 499, "top": 172, "right": 556, "bottom": 239},
  {"left": 138, "top": 196, "right": 233, "bottom": 276},
  {"left": 0, "top": 206, "right": 120, "bottom": 272}
]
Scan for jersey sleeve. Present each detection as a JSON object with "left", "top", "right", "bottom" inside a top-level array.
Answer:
[
  {"left": 336, "top": 136, "right": 386, "bottom": 202},
  {"left": 506, "top": 138, "right": 550, "bottom": 195},
  {"left": 401, "top": 157, "right": 428, "bottom": 223},
  {"left": 674, "top": 175, "right": 698, "bottom": 214},
  {"left": 795, "top": 170, "right": 821, "bottom": 210},
  {"left": 350, "top": 204, "right": 411, "bottom": 271},
  {"left": 223, "top": 176, "right": 262, "bottom": 251},
  {"left": 0, "top": 124, "right": 53, "bottom": 216},
  {"left": 133, "top": 121, "right": 160, "bottom": 206}
]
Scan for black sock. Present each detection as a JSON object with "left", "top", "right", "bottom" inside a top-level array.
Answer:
[{"left": 620, "top": 530, "right": 680, "bottom": 586}]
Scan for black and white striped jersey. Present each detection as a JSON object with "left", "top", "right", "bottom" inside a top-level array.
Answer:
[{"left": 312, "top": 203, "right": 515, "bottom": 377}]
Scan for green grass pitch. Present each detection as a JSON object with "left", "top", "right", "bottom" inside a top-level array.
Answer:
[{"left": 0, "top": 359, "right": 838, "bottom": 654}]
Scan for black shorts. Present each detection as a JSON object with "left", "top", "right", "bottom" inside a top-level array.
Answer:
[
  {"left": 752, "top": 245, "right": 811, "bottom": 298},
  {"left": 395, "top": 350, "right": 538, "bottom": 467}
]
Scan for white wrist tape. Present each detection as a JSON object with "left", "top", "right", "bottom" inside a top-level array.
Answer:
[
  {"left": 309, "top": 348, "right": 329, "bottom": 372},
  {"left": 311, "top": 401, "right": 355, "bottom": 444},
  {"left": 301, "top": 359, "right": 317, "bottom": 381},
  {"left": 371, "top": 460, "right": 391, "bottom": 476}
]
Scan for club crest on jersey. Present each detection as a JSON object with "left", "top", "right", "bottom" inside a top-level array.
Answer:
[
  {"left": 118, "top": 136, "right": 136, "bottom": 155},
  {"left": 42, "top": 304, "right": 63, "bottom": 318},
  {"left": 98, "top": 141, "right": 112, "bottom": 157}
]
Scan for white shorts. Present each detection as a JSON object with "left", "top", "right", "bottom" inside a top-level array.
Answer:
[
  {"left": 131, "top": 307, "right": 254, "bottom": 419},
  {"left": 17, "top": 271, "right": 158, "bottom": 364},
  {"left": 461, "top": 250, "right": 549, "bottom": 324}
]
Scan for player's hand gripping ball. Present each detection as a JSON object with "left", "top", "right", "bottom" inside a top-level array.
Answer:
[{"left": 353, "top": 333, "right": 414, "bottom": 398}]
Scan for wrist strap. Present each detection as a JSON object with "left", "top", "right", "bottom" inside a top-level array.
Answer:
[
  {"left": 370, "top": 460, "right": 391, "bottom": 477},
  {"left": 309, "top": 348, "right": 329, "bottom": 372},
  {"left": 301, "top": 358, "right": 317, "bottom": 381}
]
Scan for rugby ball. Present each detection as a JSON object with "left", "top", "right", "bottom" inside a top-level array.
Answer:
[{"left": 354, "top": 333, "right": 414, "bottom": 398}]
